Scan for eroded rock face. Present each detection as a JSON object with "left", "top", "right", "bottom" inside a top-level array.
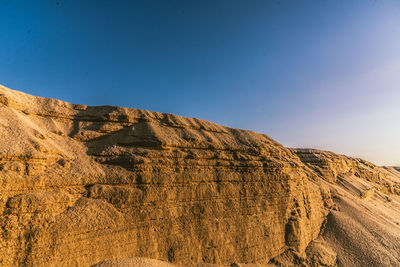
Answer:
[
  {"left": 1, "top": 85, "right": 400, "bottom": 267},
  {"left": 291, "top": 148, "right": 399, "bottom": 194},
  {"left": 0, "top": 86, "right": 330, "bottom": 266}
]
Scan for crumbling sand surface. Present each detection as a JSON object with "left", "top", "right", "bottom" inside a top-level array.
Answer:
[
  {"left": 292, "top": 149, "right": 400, "bottom": 266},
  {"left": 91, "top": 257, "right": 275, "bottom": 267},
  {"left": 0, "top": 84, "right": 400, "bottom": 266},
  {"left": 321, "top": 174, "right": 400, "bottom": 267},
  {"left": 91, "top": 257, "right": 176, "bottom": 267}
]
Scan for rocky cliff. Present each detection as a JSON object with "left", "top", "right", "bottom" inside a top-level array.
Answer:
[{"left": 1, "top": 85, "right": 400, "bottom": 267}]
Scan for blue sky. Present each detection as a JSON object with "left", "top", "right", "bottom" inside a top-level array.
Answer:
[{"left": 1, "top": 0, "right": 400, "bottom": 165}]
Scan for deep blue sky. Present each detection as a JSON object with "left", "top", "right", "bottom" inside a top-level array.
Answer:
[{"left": 1, "top": 0, "right": 400, "bottom": 165}]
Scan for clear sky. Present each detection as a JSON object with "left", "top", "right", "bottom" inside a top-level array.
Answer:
[{"left": 1, "top": 0, "right": 400, "bottom": 166}]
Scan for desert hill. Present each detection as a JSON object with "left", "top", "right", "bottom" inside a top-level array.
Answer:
[{"left": 0, "top": 85, "right": 400, "bottom": 267}]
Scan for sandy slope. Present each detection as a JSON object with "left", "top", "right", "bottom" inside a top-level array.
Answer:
[{"left": 321, "top": 174, "right": 400, "bottom": 267}]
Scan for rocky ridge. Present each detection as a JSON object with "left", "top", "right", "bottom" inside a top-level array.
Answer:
[{"left": 0, "top": 85, "right": 399, "bottom": 267}]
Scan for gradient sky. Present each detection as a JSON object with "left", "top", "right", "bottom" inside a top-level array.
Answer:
[{"left": 1, "top": 0, "right": 400, "bottom": 165}]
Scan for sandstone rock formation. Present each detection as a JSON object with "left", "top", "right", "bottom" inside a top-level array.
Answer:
[
  {"left": 1, "top": 85, "right": 400, "bottom": 267},
  {"left": 291, "top": 149, "right": 400, "bottom": 266}
]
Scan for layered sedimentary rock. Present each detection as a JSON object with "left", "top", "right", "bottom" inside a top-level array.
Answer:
[
  {"left": 1, "top": 85, "right": 400, "bottom": 267},
  {"left": 292, "top": 148, "right": 399, "bottom": 194},
  {"left": 291, "top": 149, "right": 400, "bottom": 267},
  {"left": 0, "top": 85, "right": 331, "bottom": 266}
]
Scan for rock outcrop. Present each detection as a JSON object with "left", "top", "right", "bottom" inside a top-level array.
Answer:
[
  {"left": 290, "top": 150, "right": 400, "bottom": 267},
  {"left": 292, "top": 148, "right": 399, "bottom": 193},
  {"left": 1, "top": 85, "right": 400, "bottom": 267}
]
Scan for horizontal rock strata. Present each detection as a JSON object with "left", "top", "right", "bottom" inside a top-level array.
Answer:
[
  {"left": 1, "top": 85, "right": 400, "bottom": 267},
  {"left": 0, "top": 86, "right": 330, "bottom": 266},
  {"left": 292, "top": 148, "right": 399, "bottom": 194}
]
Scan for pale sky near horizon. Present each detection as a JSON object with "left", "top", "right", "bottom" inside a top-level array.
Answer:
[{"left": 1, "top": 0, "right": 400, "bottom": 165}]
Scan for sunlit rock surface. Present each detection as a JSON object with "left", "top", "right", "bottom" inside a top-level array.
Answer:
[{"left": 1, "top": 85, "right": 400, "bottom": 267}]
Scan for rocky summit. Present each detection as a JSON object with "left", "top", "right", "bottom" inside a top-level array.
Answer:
[{"left": 1, "top": 85, "right": 400, "bottom": 267}]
